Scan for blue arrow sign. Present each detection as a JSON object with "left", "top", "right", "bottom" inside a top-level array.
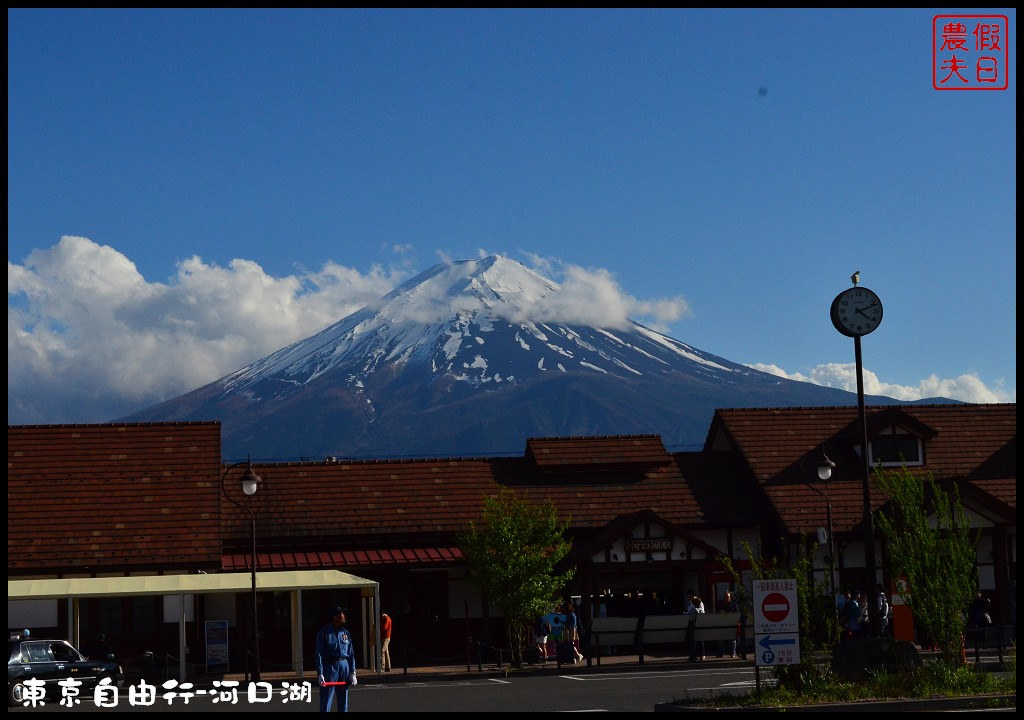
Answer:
[{"left": 759, "top": 635, "right": 797, "bottom": 650}]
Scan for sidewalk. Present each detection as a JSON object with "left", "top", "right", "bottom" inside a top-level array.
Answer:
[
  {"left": 203, "top": 647, "right": 742, "bottom": 687},
  {"left": 195, "top": 644, "right": 1011, "bottom": 688}
]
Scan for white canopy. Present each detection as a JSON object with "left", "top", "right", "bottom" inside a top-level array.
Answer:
[
  {"left": 8, "top": 570, "right": 380, "bottom": 680},
  {"left": 7, "top": 569, "right": 376, "bottom": 600}
]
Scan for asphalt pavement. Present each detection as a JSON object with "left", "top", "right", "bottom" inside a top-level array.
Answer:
[{"left": 184, "top": 646, "right": 1014, "bottom": 712}]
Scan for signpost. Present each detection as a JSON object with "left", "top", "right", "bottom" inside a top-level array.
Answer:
[
  {"left": 753, "top": 580, "right": 800, "bottom": 667},
  {"left": 205, "top": 620, "right": 229, "bottom": 672}
]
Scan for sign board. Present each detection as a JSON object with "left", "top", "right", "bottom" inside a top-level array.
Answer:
[
  {"left": 205, "top": 620, "right": 229, "bottom": 672},
  {"left": 753, "top": 579, "right": 799, "bottom": 634},
  {"left": 754, "top": 633, "right": 801, "bottom": 666},
  {"left": 753, "top": 579, "right": 800, "bottom": 666},
  {"left": 891, "top": 577, "right": 910, "bottom": 605},
  {"left": 626, "top": 538, "right": 672, "bottom": 552}
]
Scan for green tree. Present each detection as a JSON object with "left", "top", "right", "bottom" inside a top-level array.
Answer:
[
  {"left": 874, "top": 466, "right": 977, "bottom": 664},
  {"left": 456, "top": 488, "right": 575, "bottom": 667}
]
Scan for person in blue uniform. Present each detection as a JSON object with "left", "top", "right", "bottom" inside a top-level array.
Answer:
[{"left": 316, "top": 606, "right": 356, "bottom": 712}]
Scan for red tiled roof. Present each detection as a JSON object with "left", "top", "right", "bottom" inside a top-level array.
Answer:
[
  {"left": 708, "top": 404, "right": 1016, "bottom": 535},
  {"left": 525, "top": 435, "right": 672, "bottom": 470},
  {"left": 709, "top": 404, "right": 1015, "bottom": 483},
  {"left": 968, "top": 477, "right": 1016, "bottom": 509},
  {"left": 7, "top": 422, "right": 222, "bottom": 572},
  {"left": 221, "top": 458, "right": 498, "bottom": 549},
  {"left": 11, "top": 406, "right": 1011, "bottom": 576},
  {"left": 221, "top": 443, "right": 758, "bottom": 553}
]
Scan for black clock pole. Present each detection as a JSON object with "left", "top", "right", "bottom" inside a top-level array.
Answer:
[{"left": 854, "top": 335, "right": 879, "bottom": 639}]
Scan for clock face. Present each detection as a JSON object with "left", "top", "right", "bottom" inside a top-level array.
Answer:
[{"left": 830, "top": 287, "right": 883, "bottom": 337}]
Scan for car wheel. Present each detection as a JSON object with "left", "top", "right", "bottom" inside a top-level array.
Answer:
[{"left": 8, "top": 680, "right": 27, "bottom": 707}]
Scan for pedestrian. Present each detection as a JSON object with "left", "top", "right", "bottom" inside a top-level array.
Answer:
[
  {"left": 380, "top": 611, "right": 392, "bottom": 672},
  {"left": 563, "top": 601, "right": 584, "bottom": 663},
  {"left": 86, "top": 633, "right": 110, "bottom": 660},
  {"left": 968, "top": 590, "right": 992, "bottom": 628},
  {"left": 835, "top": 588, "right": 847, "bottom": 619},
  {"left": 719, "top": 590, "right": 739, "bottom": 657},
  {"left": 967, "top": 590, "right": 992, "bottom": 651},
  {"left": 686, "top": 591, "right": 706, "bottom": 661},
  {"left": 876, "top": 584, "right": 891, "bottom": 637},
  {"left": 316, "top": 605, "right": 357, "bottom": 712},
  {"left": 533, "top": 615, "right": 551, "bottom": 663},
  {"left": 844, "top": 591, "right": 862, "bottom": 640},
  {"left": 857, "top": 590, "right": 870, "bottom": 632}
]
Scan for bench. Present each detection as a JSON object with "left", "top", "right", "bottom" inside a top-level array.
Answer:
[
  {"left": 638, "top": 612, "right": 750, "bottom": 664},
  {"left": 585, "top": 613, "right": 752, "bottom": 666},
  {"left": 585, "top": 617, "right": 640, "bottom": 667}
]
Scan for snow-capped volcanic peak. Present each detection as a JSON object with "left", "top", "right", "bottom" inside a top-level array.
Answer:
[
  {"left": 220, "top": 255, "right": 737, "bottom": 398},
  {"left": 392, "top": 256, "right": 557, "bottom": 309},
  {"left": 122, "top": 254, "right": 876, "bottom": 461}
]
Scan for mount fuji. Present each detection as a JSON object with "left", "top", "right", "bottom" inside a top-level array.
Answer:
[{"left": 120, "top": 255, "right": 895, "bottom": 460}]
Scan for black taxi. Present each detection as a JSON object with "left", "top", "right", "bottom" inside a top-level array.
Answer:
[{"left": 8, "top": 633, "right": 123, "bottom": 706}]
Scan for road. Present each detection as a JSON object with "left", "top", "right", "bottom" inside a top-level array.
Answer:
[
  {"left": 10, "top": 663, "right": 1014, "bottom": 713},
  {"left": 9, "top": 665, "right": 757, "bottom": 713}
]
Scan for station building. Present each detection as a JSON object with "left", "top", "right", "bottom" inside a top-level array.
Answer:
[{"left": 8, "top": 403, "right": 1015, "bottom": 676}]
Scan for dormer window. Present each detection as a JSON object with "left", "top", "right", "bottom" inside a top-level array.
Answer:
[{"left": 868, "top": 424, "right": 923, "bottom": 466}]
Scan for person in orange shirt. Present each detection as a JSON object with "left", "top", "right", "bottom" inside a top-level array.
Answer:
[{"left": 380, "top": 611, "right": 393, "bottom": 672}]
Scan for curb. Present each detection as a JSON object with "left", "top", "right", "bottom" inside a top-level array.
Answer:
[{"left": 654, "top": 693, "right": 1016, "bottom": 712}]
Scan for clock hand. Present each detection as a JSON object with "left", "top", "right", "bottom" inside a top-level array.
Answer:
[{"left": 855, "top": 307, "right": 874, "bottom": 319}]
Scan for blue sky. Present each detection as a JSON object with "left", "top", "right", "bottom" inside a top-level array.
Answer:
[{"left": 8, "top": 9, "right": 1016, "bottom": 424}]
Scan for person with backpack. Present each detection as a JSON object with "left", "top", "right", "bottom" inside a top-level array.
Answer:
[{"left": 563, "top": 601, "right": 584, "bottom": 664}]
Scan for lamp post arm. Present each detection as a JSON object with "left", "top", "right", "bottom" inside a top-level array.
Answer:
[
  {"left": 805, "top": 483, "right": 829, "bottom": 505},
  {"left": 220, "top": 461, "right": 255, "bottom": 520}
]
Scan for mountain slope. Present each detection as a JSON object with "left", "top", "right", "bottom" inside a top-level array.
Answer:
[{"left": 121, "top": 256, "right": 895, "bottom": 460}]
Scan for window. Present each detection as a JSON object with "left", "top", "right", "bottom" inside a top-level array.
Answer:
[
  {"left": 50, "top": 642, "right": 78, "bottom": 662},
  {"left": 26, "top": 643, "right": 52, "bottom": 662},
  {"left": 868, "top": 424, "right": 923, "bottom": 466}
]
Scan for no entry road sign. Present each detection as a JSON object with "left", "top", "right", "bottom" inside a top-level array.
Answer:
[
  {"left": 753, "top": 579, "right": 799, "bottom": 634},
  {"left": 761, "top": 592, "right": 790, "bottom": 622}
]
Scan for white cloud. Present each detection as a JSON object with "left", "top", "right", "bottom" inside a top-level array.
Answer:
[
  {"left": 520, "top": 258, "right": 692, "bottom": 332},
  {"left": 8, "top": 236, "right": 407, "bottom": 424},
  {"left": 749, "top": 362, "right": 1016, "bottom": 404},
  {"left": 384, "top": 253, "right": 691, "bottom": 332}
]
